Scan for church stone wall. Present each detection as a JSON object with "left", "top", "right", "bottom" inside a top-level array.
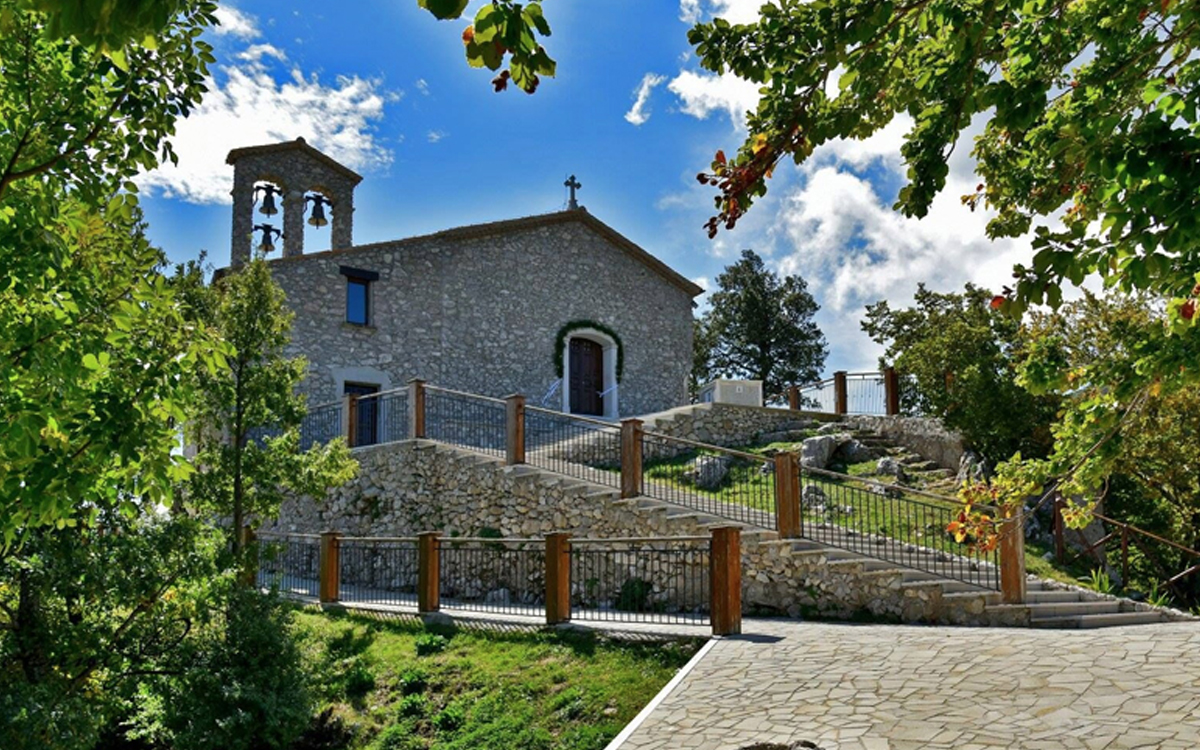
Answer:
[{"left": 267, "top": 218, "right": 695, "bottom": 416}]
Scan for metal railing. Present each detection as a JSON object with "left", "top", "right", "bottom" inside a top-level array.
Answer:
[
  {"left": 425, "top": 386, "right": 507, "bottom": 459},
  {"left": 570, "top": 537, "right": 711, "bottom": 625},
  {"left": 438, "top": 537, "right": 546, "bottom": 616},
  {"left": 339, "top": 536, "right": 419, "bottom": 607},
  {"left": 256, "top": 532, "right": 320, "bottom": 597},
  {"left": 799, "top": 467, "right": 1000, "bottom": 589},
  {"left": 525, "top": 406, "right": 622, "bottom": 490},
  {"left": 350, "top": 387, "right": 409, "bottom": 448},
  {"left": 639, "top": 430, "right": 776, "bottom": 529},
  {"left": 795, "top": 377, "right": 837, "bottom": 413},
  {"left": 300, "top": 400, "right": 343, "bottom": 450},
  {"left": 844, "top": 372, "right": 887, "bottom": 415}
]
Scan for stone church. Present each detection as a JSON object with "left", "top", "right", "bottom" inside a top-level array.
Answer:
[{"left": 222, "top": 138, "right": 700, "bottom": 421}]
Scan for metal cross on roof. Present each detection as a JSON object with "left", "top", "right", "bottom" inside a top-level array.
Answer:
[{"left": 564, "top": 175, "right": 581, "bottom": 210}]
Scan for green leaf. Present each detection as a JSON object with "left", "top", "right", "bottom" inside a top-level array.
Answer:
[{"left": 418, "top": 0, "right": 470, "bottom": 21}]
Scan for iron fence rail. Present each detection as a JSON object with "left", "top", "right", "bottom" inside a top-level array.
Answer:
[
  {"left": 437, "top": 538, "right": 546, "bottom": 616},
  {"left": 256, "top": 533, "right": 320, "bottom": 597},
  {"left": 524, "top": 406, "right": 622, "bottom": 490},
  {"left": 639, "top": 430, "right": 776, "bottom": 529},
  {"left": 300, "top": 400, "right": 343, "bottom": 450},
  {"left": 350, "top": 388, "right": 409, "bottom": 448},
  {"left": 425, "top": 386, "right": 507, "bottom": 459},
  {"left": 799, "top": 466, "right": 1000, "bottom": 589},
  {"left": 339, "top": 536, "right": 419, "bottom": 607},
  {"left": 570, "top": 538, "right": 711, "bottom": 625}
]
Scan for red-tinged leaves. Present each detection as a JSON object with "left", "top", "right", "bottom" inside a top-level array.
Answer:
[
  {"left": 462, "top": 25, "right": 474, "bottom": 44},
  {"left": 1182, "top": 299, "right": 1196, "bottom": 320},
  {"left": 715, "top": 150, "right": 726, "bottom": 165},
  {"left": 990, "top": 295, "right": 1006, "bottom": 310}
]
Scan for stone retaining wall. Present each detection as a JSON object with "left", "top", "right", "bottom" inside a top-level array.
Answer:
[
  {"left": 844, "top": 415, "right": 965, "bottom": 470},
  {"left": 267, "top": 440, "right": 1016, "bottom": 626},
  {"left": 640, "top": 403, "right": 832, "bottom": 447}
]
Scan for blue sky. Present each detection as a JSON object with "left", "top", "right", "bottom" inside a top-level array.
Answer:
[{"left": 138, "top": 0, "right": 1035, "bottom": 373}]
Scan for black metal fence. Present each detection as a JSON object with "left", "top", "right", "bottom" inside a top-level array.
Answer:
[
  {"left": 257, "top": 533, "right": 320, "bottom": 597},
  {"left": 339, "top": 536, "right": 419, "bottom": 607},
  {"left": 799, "top": 467, "right": 1000, "bottom": 589},
  {"left": 570, "top": 538, "right": 711, "bottom": 625},
  {"left": 640, "top": 430, "right": 776, "bottom": 530},
  {"left": 438, "top": 538, "right": 546, "bottom": 616},
  {"left": 299, "top": 400, "right": 343, "bottom": 450},
  {"left": 425, "top": 386, "right": 507, "bottom": 459},
  {"left": 352, "top": 388, "right": 409, "bottom": 448},
  {"left": 524, "top": 406, "right": 623, "bottom": 490}
]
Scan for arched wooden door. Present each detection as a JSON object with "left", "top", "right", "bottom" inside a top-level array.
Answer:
[{"left": 568, "top": 338, "right": 604, "bottom": 416}]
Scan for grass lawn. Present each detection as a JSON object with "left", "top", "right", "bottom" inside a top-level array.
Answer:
[{"left": 293, "top": 608, "right": 703, "bottom": 750}]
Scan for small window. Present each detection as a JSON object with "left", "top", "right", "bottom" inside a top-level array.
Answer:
[{"left": 346, "top": 277, "right": 370, "bottom": 325}]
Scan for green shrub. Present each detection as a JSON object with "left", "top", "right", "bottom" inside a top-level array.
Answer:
[
  {"left": 372, "top": 722, "right": 426, "bottom": 750},
  {"left": 432, "top": 701, "right": 466, "bottom": 733},
  {"left": 414, "top": 633, "right": 449, "bottom": 657},
  {"left": 397, "top": 667, "right": 428, "bottom": 695},
  {"left": 616, "top": 578, "right": 652, "bottom": 612},
  {"left": 397, "top": 694, "right": 428, "bottom": 719}
]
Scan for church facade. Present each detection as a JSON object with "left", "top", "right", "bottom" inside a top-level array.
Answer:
[{"left": 222, "top": 139, "right": 701, "bottom": 419}]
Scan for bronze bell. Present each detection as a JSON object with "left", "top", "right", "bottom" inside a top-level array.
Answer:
[
  {"left": 256, "top": 184, "right": 280, "bottom": 216},
  {"left": 306, "top": 193, "right": 330, "bottom": 228},
  {"left": 254, "top": 223, "right": 281, "bottom": 254}
]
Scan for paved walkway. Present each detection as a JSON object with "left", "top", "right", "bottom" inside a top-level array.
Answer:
[{"left": 616, "top": 619, "right": 1200, "bottom": 750}]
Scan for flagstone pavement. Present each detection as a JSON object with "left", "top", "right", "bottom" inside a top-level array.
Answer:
[{"left": 614, "top": 619, "right": 1200, "bottom": 750}]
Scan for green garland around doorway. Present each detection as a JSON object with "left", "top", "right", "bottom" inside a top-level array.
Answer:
[{"left": 553, "top": 321, "right": 624, "bottom": 382}]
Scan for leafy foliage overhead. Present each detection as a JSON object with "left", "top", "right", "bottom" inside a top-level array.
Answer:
[
  {"left": 686, "top": 1, "right": 1200, "bottom": 346},
  {"left": 419, "top": 0, "right": 556, "bottom": 94}
]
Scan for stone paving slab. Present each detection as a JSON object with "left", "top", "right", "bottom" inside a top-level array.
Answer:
[{"left": 614, "top": 618, "right": 1200, "bottom": 750}]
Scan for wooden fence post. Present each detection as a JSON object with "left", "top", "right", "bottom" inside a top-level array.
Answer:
[
  {"left": 787, "top": 385, "right": 800, "bottom": 411},
  {"left": 408, "top": 378, "right": 426, "bottom": 439},
  {"left": 833, "top": 371, "right": 848, "bottom": 415},
  {"left": 774, "top": 453, "right": 801, "bottom": 538},
  {"left": 1053, "top": 493, "right": 1066, "bottom": 563},
  {"left": 710, "top": 527, "right": 742, "bottom": 636},
  {"left": 884, "top": 367, "right": 900, "bottom": 416},
  {"left": 319, "top": 530, "right": 341, "bottom": 603},
  {"left": 545, "top": 533, "right": 571, "bottom": 625},
  {"left": 340, "top": 394, "right": 356, "bottom": 447},
  {"left": 998, "top": 507, "right": 1027, "bottom": 605},
  {"left": 620, "top": 418, "right": 644, "bottom": 499},
  {"left": 418, "top": 532, "right": 440, "bottom": 613},
  {"left": 505, "top": 393, "right": 526, "bottom": 465}
]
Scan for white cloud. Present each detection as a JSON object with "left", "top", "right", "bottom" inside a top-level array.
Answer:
[
  {"left": 212, "top": 6, "right": 260, "bottom": 39},
  {"left": 680, "top": 0, "right": 768, "bottom": 24},
  {"left": 668, "top": 70, "right": 760, "bottom": 128},
  {"left": 237, "top": 43, "right": 287, "bottom": 63},
  {"left": 138, "top": 52, "right": 393, "bottom": 204},
  {"left": 625, "top": 73, "right": 667, "bottom": 126},
  {"left": 426, "top": 130, "right": 447, "bottom": 143},
  {"left": 416, "top": 78, "right": 430, "bottom": 96},
  {"left": 691, "top": 276, "right": 710, "bottom": 291}
]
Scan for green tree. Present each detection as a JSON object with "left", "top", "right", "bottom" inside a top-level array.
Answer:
[
  {"left": 862, "top": 283, "right": 1058, "bottom": 464},
  {"left": 0, "top": 0, "right": 219, "bottom": 545},
  {"left": 186, "top": 257, "right": 357, "bottom": 557},
  {"left": 689, "top": 316, "right": 717, "bottom": 401},
  {"left": 702, "top": 249, "right": 827, "bottom": 397}
]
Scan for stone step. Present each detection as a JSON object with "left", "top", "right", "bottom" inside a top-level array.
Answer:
[
  {"left": 1030, "top": 610, "right": 1166, "bottom": 629},
  {"left": 1026, "top": 590, "right": 1084, "bottom": 604},
  {"left": 901, "top": 459, "right": 942, "bottom": 472},
  {"left": 944, "top": 590, "right": 1002, "bottom": 606},
  {"left": 1028, "top": 600, "right": 1123, "bottom": 618}
]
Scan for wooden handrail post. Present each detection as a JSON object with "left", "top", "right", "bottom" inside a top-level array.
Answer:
[
  {"left": 418, "top": 532, "right": 440, "bottom": 613},
  {"left": 787, "top": 385, "right": 800, "bottom": 411},
  {"left": 1121, "top": 525, "right": 1130, "bottom": 587},
  {"left": 774, "top": 453, "right": 801, "bottom": 538},
  {"left": 408, "top": 378, "right": 426, "bottom": 439},
  {"left": 545, "top": 533, "right": 571, "bottom": 625},
  {"left": 998, "top": 507, "right": 1027, "bottom": 605},
  {"left": 884, "top": 367, "right": 900, "bottom": 416},
  {"left": 620, "top": 418, "right": 644, "bottom": 499},
  {"left": 505, "top": 393, "right": 526, "bottom": 465},
  {"left": 240, "top": 524, "right": 258, "bottom": 587},
  {"left": 340, "top": 394, "right": 355, "bottom": 447},
  {"left": 833, "top": 371, "right": 848, "bottom": 415},
  {"left": 710, "top": 527, "right": 742, "bottom": 636},
  {"left": 319, "top": 530, "right": 341, "bottom": 603}
]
